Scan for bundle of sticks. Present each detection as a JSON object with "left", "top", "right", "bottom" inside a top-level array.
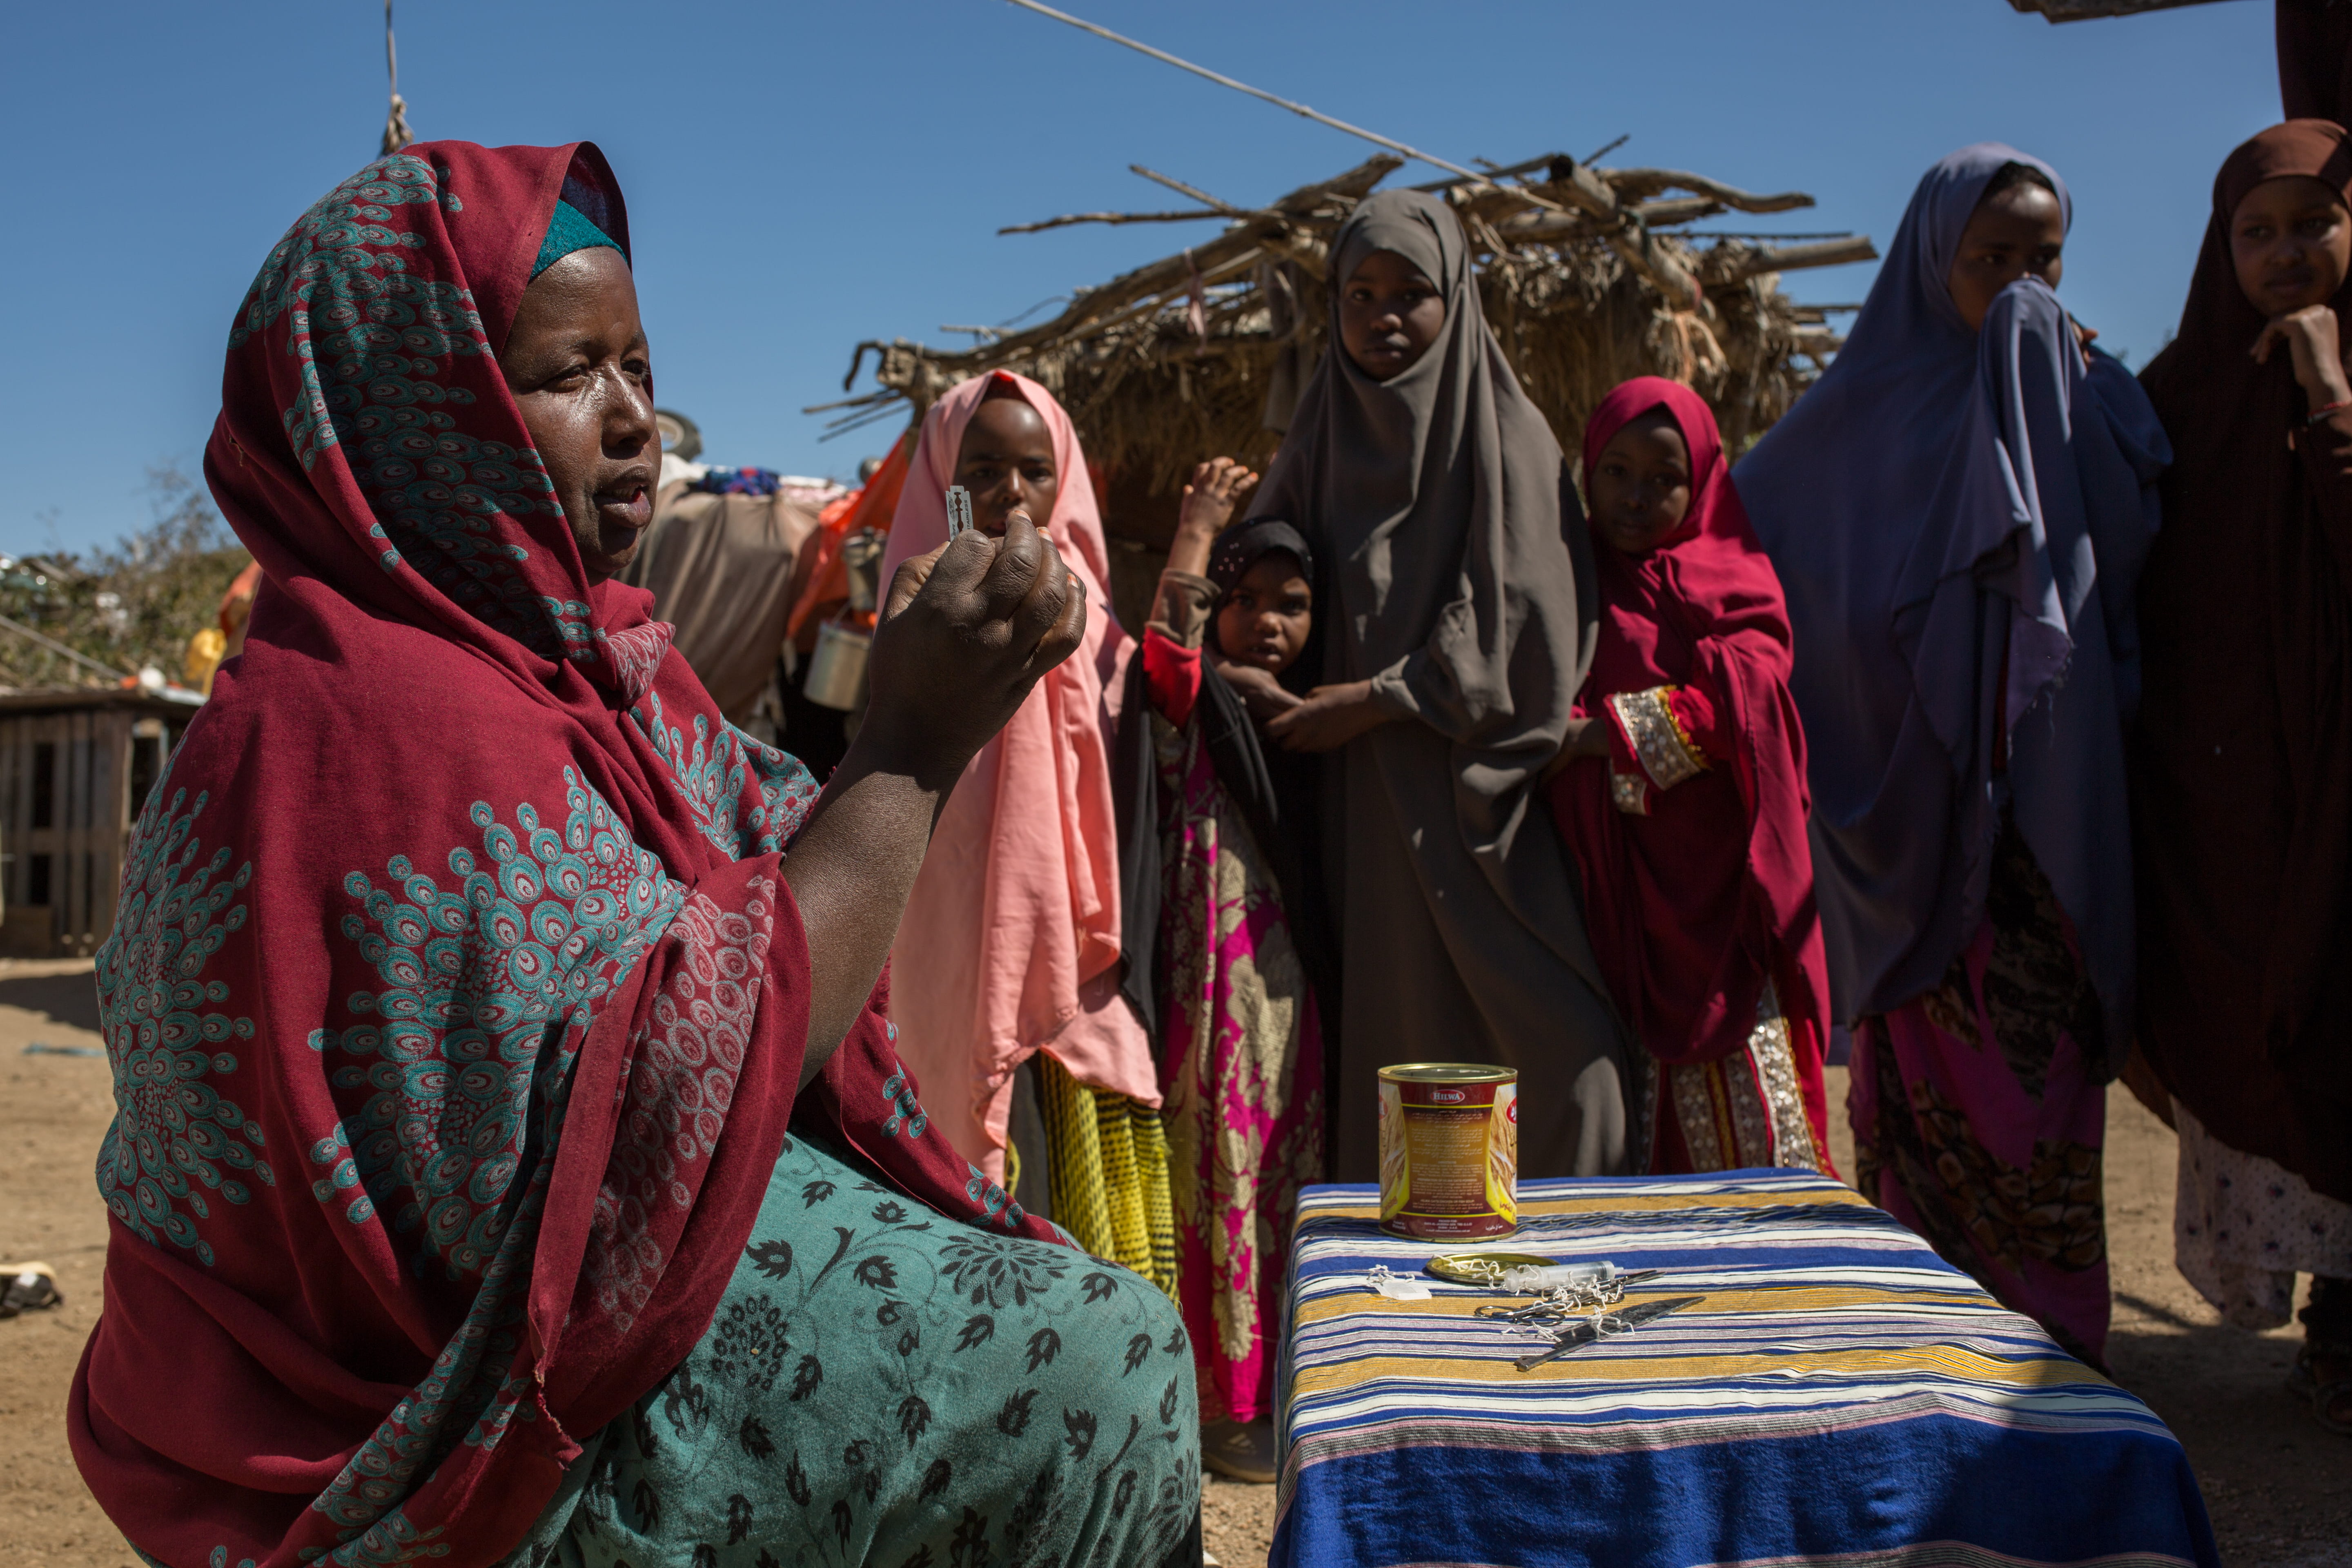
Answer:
[{"left": 814, "top": 150, "right": 1874, "bottom": 514}]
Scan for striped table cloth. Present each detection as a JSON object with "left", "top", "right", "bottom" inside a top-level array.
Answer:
[{"left": 1271, "top": 1172, "right": 2217, "bottom": 1568}]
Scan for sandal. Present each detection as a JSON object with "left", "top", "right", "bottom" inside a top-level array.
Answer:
[
  {"left": 2288, "top": 1341, "right": 2352, "bottom": 1437},
  {"left": 0, "top": 1262, "right": 62, "bottom": 1319},
  {"left": 1200, "top": 1417, "right": 1277, "bottom": 1486}
]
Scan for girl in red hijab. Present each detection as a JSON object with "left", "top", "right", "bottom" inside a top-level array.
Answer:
[{"left": 1546, "top": 378, "right": 1832, "bottom": 1176}]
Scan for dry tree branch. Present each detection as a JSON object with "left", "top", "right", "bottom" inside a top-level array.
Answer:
[
  {"left": 1128, "top": 165, "right": 1247, "bottom": 215},
  {"left": 1000, "top": 209, "right": 1236, "bottom": 235}
]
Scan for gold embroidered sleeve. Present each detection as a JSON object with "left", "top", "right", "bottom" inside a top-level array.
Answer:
[
  {"left": 1609, "top": 770, "right": 1651, "bottom": 816},
  {"left": 1607, "top": 686, "right": 1708, "bottom": 793}
]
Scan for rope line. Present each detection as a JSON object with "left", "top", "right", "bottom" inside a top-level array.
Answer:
[
  {"left": 381, "top": 0, "right": 414, "bottom": 156},
  {"left": 996, "top": 0, "right": 1482, "bottom": 183}
]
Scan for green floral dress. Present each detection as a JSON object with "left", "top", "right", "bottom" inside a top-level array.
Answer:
[{"left": 509, "top": 1127, "right": 1203, "bottom": 1568}]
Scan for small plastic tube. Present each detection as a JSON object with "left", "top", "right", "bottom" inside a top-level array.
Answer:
[{"left": 1498, "top": 1261, "right": 1617, "bottom": 1293}]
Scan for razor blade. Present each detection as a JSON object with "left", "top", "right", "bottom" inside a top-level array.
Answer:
[{"left": 945, "top": 485, "right": 974, "bottom": 539}]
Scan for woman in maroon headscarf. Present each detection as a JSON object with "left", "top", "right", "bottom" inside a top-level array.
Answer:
[
  {"left": 2135, "top": 120, "right": 2352, "bottom": 1436},
  {"left": 68, "top": 142, "right": 1203, "bottom": 1566},
  {"left": 1545, "top": 378, "right": 1831, "bottom": 1176}
]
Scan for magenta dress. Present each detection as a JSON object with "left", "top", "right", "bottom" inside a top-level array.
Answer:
[
  {"left": 1140, "top": 572, "right": 1325, "bottom": 1425},
  {"left": 1849, "top": 822, "right": 2112, "bottom": 1365}
]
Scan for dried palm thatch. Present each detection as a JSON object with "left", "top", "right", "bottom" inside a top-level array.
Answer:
[{"left": 816, "top": 151, "right": 1873, "bottom": 529}]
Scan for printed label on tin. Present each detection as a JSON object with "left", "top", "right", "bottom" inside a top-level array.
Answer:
[
  {"left": 1402, "top": 1107, "right": 1490, "bottom": 1212},
  {"left": 1378, "top": 1069, "right": 1517, "bottom": 1237},
  {"left": 1378, "top": 1078, "right": 1408, "bottom": 1223},
  {"left": 1486, "top": 1082, "right": 1519, "bottom": 1226}
]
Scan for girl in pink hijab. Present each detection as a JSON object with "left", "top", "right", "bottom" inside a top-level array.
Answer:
[{"left": 880, "top": 372, "right": 1158, "bottom": 1199}]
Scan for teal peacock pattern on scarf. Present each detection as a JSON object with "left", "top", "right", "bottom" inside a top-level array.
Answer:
[
  {"left": 292, "top": 770, "right": 710, "bottom": 1562},
  {"left": 629, "top": 691, "right": 821, "bottom": 860},
  {"left": 94, "top": 784, "right": 263, "bottom": 1268},
  {"left": 307, "top": 768, "right": 684, "bottom": 1280}
]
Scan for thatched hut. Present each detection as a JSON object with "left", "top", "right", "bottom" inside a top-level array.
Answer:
[{"left": 817, "top": 150, "right": 1873, "bottom": 621}]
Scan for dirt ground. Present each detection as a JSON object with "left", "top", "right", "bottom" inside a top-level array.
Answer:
[{"left": 2, "top": 960, "right": 2343, "bottom": 1567}]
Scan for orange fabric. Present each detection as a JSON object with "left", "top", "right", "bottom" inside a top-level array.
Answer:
[
  {"left": 878, "top": 372, "right": 1150, "bottom": 1177},
  {"left": 786, "top": 430, "right": 912, "bottom": 647}
]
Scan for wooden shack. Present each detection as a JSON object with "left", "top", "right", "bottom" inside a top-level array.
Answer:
[
  {"left": 817, "top": 147, "right": 1874, "bottom": 625},
  {"left": 0, "top": 687, "right": 202, "bottom": 957}
]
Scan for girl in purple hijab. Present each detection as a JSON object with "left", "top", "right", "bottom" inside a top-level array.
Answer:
[{"left": 1735, "top": 145, "right": 2169, "bottom": 1364}]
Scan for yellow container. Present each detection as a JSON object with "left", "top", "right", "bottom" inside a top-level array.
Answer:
[{"left": 1376, "top": 1063, "right": 1518, "bottom": 1239}]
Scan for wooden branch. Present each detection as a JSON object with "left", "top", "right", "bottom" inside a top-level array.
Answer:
[
  {"left": 1452, "top": 180, "right": 1549, "bottom": 225},
  {"left": 866, "top": 155, "right": 1402, "bottom": 387},
  {"left": 1630, "top": 196, "right": 1724, "bottom": 227},
  {"left": 1409, "top": 151, "right": 1567, "bottom": 192},
  {"left": 1713, "top": 235, "right": 1878, "bottom": 283},
  {"left": 802, "top": 388, "right": 898, "bottom": 414},
  {"left": 1532, "top": 160, "right": 1623, "bottom": 222},
  {"left": 818, "top": 399, "right": 918, "bottom": 442},
  {"left": 1600, "top": 168, "right": 1815, "bottom": 214},
  {"left": 1129, "top": 165, "right": 1246, "bottom": 215},
  {"left": 1488, "top": 207, "right": 1592, "bottom": 245},
  {"left": 1050, "top": 246, "right": 1269, "bottom": 343},
  {"left": 953, "top": 226, "right": 1269, "bottom": 366},
  {"left": 858, "top": 245, "right": 1274, "bottom": 401},
  {"left": 1513, "top": 163, "right": 1703, "bottom": 307},
  {"left": 1272, "top": 152, "right": 1403, "bottom": 215},
  {"left": 1000, "top": 209, "right": 1236, "bottom": 235}
]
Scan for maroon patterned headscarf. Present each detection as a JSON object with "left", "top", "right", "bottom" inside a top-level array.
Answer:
[{"left": 69, "top": 141, "right": 1056, "bottom": 1568}]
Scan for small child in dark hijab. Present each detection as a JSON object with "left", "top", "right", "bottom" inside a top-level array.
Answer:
[{"left": 1124, "top": 459, "right": 1327, "bottom": 1486}]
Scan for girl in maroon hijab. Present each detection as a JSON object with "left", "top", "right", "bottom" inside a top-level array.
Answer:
[
  {"left": 1546, "top": 378, "right": 1832, "bottom": 1176},
  {"left": 68, "top": 143, "right": 1203, "bottom": 1566},
  {"left": 2136, "top": 120, "right": 2352, "bottom": 1436}
]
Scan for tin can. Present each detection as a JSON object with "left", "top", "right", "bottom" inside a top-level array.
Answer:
[
  {"left": 803, "top": 619, "right": 872, "bottom": 711},
  {"left": 1376, "top": 1063, "right": 1518, "bottom": 1239}
]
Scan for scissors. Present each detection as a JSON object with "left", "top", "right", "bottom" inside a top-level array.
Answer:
[
  {"left": 1512, "top": 1294, "right": 1705, "bottom": 1372},
  {"left": 1472, "top": 1268, "right": 1664, "bottom": 1321}
]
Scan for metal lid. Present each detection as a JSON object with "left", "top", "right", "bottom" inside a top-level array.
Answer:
[
  {"left": 1378, "top": 1062, "right": 1518, "bottom": 1084},
  {"left": 1423, "top": 1252, "right": 1557, "bottom": 1285}
]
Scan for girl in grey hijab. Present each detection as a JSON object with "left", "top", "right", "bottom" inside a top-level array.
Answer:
[{"left": 1254, "top": 188, "right": 1628, "bottom": 1180}]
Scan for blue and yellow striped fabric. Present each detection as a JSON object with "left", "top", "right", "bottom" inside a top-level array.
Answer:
[{"left": 1271, "top": 1172, "right": 2217, "bottom": 1568}]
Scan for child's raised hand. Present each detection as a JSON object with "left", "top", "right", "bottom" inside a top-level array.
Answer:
[{"left": 1177, "top": 457, "right": 1260, "bottom": 541}]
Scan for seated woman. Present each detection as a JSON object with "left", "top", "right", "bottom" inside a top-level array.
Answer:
[
  {"left": 68, "top": 142, "right": 1201, "bottom": 1568},
  {"left": 1128, "top": 465, "right": 1329, "bottom": 1483},
  {"left": 1546, "top": 378, "right": 1831, "bottom": 1175},
  {"left": 1734, "top": 146, "right": 2169, "bottom": 1368}
]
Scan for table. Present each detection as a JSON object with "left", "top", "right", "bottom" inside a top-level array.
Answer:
[{"left": 1272, "top": 1170, "right": 2217, "bottom": 1568}]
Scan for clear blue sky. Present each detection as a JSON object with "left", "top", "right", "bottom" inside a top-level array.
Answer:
[{"left": 0, "top": 0, "right": 2281, "bottom": 553}]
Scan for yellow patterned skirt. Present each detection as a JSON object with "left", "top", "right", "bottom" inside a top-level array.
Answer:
[{"left": 1026, "top": 1051, "right": 1179, "bottom": 1300}]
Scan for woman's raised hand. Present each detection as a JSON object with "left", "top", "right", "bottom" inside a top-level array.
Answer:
[
  {"left": 2253, "top": 303, "right": 2352, "bottom": 410},
  {"left": 863, "top": 507, "right": 1087, "bottom": 784}
]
